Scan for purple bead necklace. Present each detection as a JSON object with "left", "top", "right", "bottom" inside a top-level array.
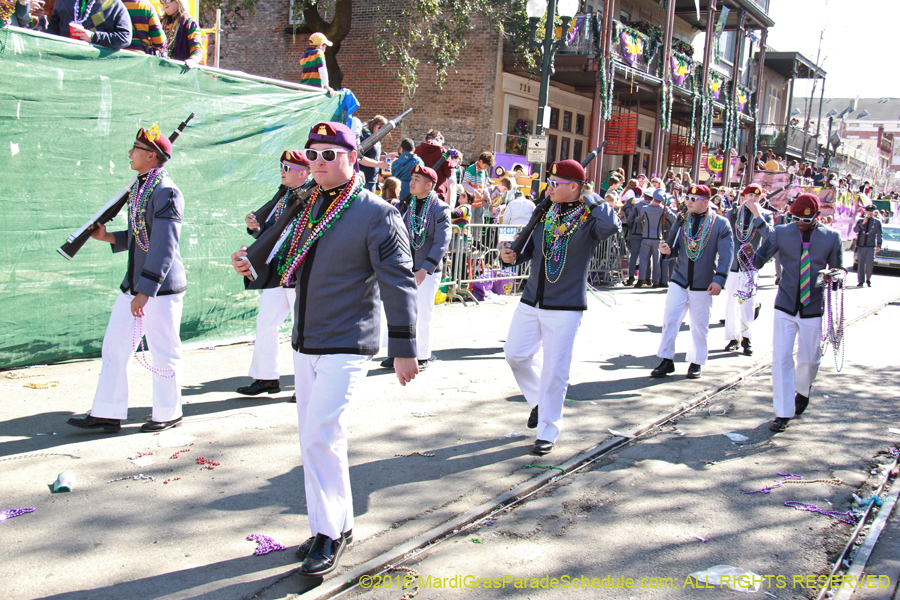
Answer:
[
  {"left": 1, "top": 507, "right": 35, "bottom": 522},
  {"left": 133, "top": 316, "right": 176, "bottom": 378},
  {"left": 247, "top": 534, "right": 286, "bottom": 555}
]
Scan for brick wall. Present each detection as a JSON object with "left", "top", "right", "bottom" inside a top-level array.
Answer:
[{"left": 218, "top": 0, "right": 501, "bottom": 162}]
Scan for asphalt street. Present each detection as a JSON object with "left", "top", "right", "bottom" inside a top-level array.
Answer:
[{"left": 2, "top": 259, "right": 899, "bottom": 600}]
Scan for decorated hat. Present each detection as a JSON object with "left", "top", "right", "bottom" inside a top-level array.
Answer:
[
  {"left": 308, "top": 32, "right": 333, "bottom": 47},
  {"left": 741, "top": 184, "right": 764, "bottom": 196},
  {"left": 548, "top": 159, "right": 586, "bottom": 183},
  {"left": 652, "top": 189, "right": 669, "bottom": 204},
  {"left": 411, "top": 164, "right": 437, "bottom": 183},
  {"left": 633, "top": 186, "right": 643, "bottom": 198},
  {"left": 864, "top": 204, "right": 877, "bottom": 211},
  {"left": 789, "top": 193, "right": 820, "bottom": 216},
  {"left": 306, "top": 122, "right": 357, "bottom": 151},
  {"left": 136, "top": 124, "right": 172, "bottom": 160},
  {"left": 281, "top": 150, "right": 310, "bottom": 167},
  {"left": 643, "top": 187, "right": 657, "bottom": 199},
  {"left": 686, "top": 184, "right": 712, "bottom": 199}
]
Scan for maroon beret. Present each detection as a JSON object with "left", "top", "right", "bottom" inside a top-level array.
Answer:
[
  {"left": 306, "top": 122, "right": 357, "bottom": 151},
  {"left": 633, "top": 186, "right": 643, "bottom": 197},
  {"left": 741, "top": 183, "right": 764, "bottom": 196},
  {"left": 136, "top": 125, "right": 172, "bottom": 160},
  {"left": 548, "top": 159, "right": 586, "bottom": 183},
  {"left": 281, "top": 150, "right": 309, "bottom": 167},
  {"left": 412, "top": 164, "right": 438, "bottom": 183},
  {"left": 686, "top": 184, "right": 712, "bottom": 199},
  {"left": 790, "top": 193, "right": 820, "bottom": 216}
]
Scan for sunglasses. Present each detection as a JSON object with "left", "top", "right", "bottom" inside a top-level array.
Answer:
[
  {"left": 281, "top": 162, "right": 306, "bottom": 173},
  {"left": 161, "top": 0, "right": 176, "bottom": 4},
  {"left": 791, "top": 215, "right": 818, "bottom": 224},
  {"left": 131, "top": 143, "right": 155, "bottom": 153},
  {"left": 304, "top": 148, "right": 351, "bottom": 162},
  {"left": 547, "top": 180, "right": 575, "bottom": 190}
]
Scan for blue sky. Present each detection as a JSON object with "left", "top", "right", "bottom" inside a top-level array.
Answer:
[{"left": 766, "top": 0, "right": 899, "bottom": 99}]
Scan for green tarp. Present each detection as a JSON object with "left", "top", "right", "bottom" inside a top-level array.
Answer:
[{"left": 0, "top": 27, "right": 344, "bottom": 368}]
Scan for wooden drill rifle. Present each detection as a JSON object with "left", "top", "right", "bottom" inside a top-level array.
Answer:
[
  {"left": 57, "top": 113, "right": 195, "bottom": 260},
  {"left": 241, "top": 108, "right": 414, "bottom": 287},
  {"left": 509, "top": 141, "right": 606, "bottom": 256}
]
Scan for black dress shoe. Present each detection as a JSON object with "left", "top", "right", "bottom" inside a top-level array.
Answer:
[
  {"left": 635, "top": 279, "right": 647, "bottom": 288},
  {"left": 296, "top": 530, "right": 352, "bottom": 561},
  {"left": 66, "top": 414, "right": 121, "bottom": 433},
  {"left": 380, "top": 357, "right": 395, "bottom": 369},
  {"left": 625, "top": 277, "right": 635, "bottom": 286},
  {"left": 140, "top": 417, "right": 182, "bottom": 432},
  {"left": 650, "top": 359, "right": 675, "bottom": 378},
  {"left": 236, "top": 379, "right": 280, "bottom": 396},
  {"left": 724, "top": 340, "right": 740, "bottom": 352},
  {"left": 857, "top": 282, "right": 865, "bottom": 287},
  {"left": 300, "top": 534, "right": 346, "bottom": 576},
  {"left": 741, "top": 339, "right": 753, "bottom": 356},
  {"left": 769, "top": 417, "right": 790, "bottom": 432},
  {"left": 289, "top": 393, "right": 297, "bottom": 403},
  {"left": 686, "top": 363, "right": 702, "bottom": 379},
  {"left": 417, "top": 359, "right": 429, "bottom": 371},
  {"left": 795, "top": 393, "right": 810, "bottom": 416},
  {"left": 651, "top": 282, "right": 662, "bottom": 288},
  {"left": 532, "top": 439, "right": 554, "bottom": 455},
  {"left": 527, "top": 406, "right": 539, "bottom": 429},
  {"left": 867, "top": 281, "right": 872, "bottom": 287}
]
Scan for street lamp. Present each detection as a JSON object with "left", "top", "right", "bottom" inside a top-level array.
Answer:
[{"left": 526, "top": 0, "right": 578, "bottom": 179}]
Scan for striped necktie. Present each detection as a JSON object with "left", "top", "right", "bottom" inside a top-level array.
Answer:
[{"left": 800, "top": 239, "right": 812, "bottom": 306}]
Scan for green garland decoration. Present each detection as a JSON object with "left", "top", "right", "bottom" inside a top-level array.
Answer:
[
  {"left": 659, "top": 76, "right": 673, "bottom": 132},
  {"left": 590, "top": 14, "right": 614, "bottom": 121}
]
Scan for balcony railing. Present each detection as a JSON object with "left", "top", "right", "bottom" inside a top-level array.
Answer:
[{"left": 757, "top": 124, "right": 818, "bottom": 157}]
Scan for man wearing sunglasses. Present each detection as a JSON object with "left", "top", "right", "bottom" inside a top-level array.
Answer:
[
  {"left": 381, "top": 165, "right": 452, "bottom": 371},
  {"left": 853, "top": 203, "right": 882, "bottom": 288},
  {"left": 652, "top": 185, "right": 734, "bottom": 381},
  {"left": 231, "top": 121, "right": 419, "bottom": 578},
  {"left": 723, "top": 184, "right": 772, "bottom": 356},
  {"left": 500, "top": 160, "right": 621, "bottom": 456},
  {"left": 235, "top": 151, "right": 310, "bottom": 401},
  {"left": 753, "top": 194, "right": 843, "bottom": 432},
  {"left": 68, "top": 124, "right": 186, "bottom": 434}
]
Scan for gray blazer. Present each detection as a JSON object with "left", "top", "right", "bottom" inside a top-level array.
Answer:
[
  {"left": 508, "top": 194, "right": 621, "bottom": 311},
  {"left": 664, "top": 211, "right": 734, "bottom": 291},
  {"left": 640, "top": 203, "right": 677, "bottom": 240},
  {"left": 854, "top": 217, "right": 883, "bottom": 248},
  {"left": 249, "top": 185, "right": 290, "bottom": 239},
  {"left": 288, "top": 186, "right": 418, "bottom": 358},
  {"left": 111, "top": 174, "right": 186, "bottom": 297},
  {"left": 726, "top": 205, "right": 773, "bottom": 272},
  {"left": 754, "top": 223, "right": 843, "bottom": 318},
  {"left": 623, "top": 198, "right": 645, "bottom": 235},
  {"left": 398, "top": 195, "right": 452, "bottom": 274}
]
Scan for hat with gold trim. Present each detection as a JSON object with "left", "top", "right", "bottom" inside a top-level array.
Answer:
[
  {"left": 281, "top": 150, "right": 310, "bottom": 167},
  {"left": 412, "top": 164, "right": 438, "bottom": 183},
  {"left": 741, "top": 183, "right": 764, "bottom": 196},
  {"left": 306, "top": 122, "right": 357, "bottom": 151},
  {"left": 789, "top": 193, "right": 820, "bottom": 216},
  {"left": 686, "top": 184, "right": 712, "bottom": 199},
  {"left": 136, "top": 124, "right": 172, "bottom": 161},
  {"left": 548, "top": 159, "right": 586, "bottom": 183}
]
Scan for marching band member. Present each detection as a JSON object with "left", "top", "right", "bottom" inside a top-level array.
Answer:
[
  {"left": 232, "top": 122, "right": 419, "bottom": 576},
  {"left": 236, "top": 151, "right": 310, "bottom": 401},
  {"left": 723, "top": 184, "right": 772, "bottom": 356},
  {"left": 753, "top": 193, "right": 843, "bottom": 432},
  {"left": 500, "top": 160, "right": 621, "bottom": 456},
  {"left": 382, "top": 165, "right": 452, "bottom": 370},
  {"left": 636, "top": 188, "right": 677, "bottom": 288},
  {"left": 854, "top": 203, "right": 882, "bottom": 288},
  {"left": 651, "top": 185, "right": 734, "bottom": 380},
  {"left": 68, "top": 124, "right": 186, "bottom": 433}
]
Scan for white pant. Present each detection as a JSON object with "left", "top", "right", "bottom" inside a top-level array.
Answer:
[
  {"left": 293, "top": 352, "right": 370, "bottom": 540},
  {"left": 657, "top": 284, "right": 713, "bottom": 365},
  {"left": 772, "top": 310, "right": 822, "bottom": 418},
  {"left": 724, "top": 271, "right": 758, "bottom": 342},
  {"left": 504, "top": 303, "right": 583, "bottom": 444},
  {"left": 91, "top": 291, "right": 184, "bottom": 422},
  {"left": 416, "top": 271, "right": 440, "bottom": 361},
  {"left": 249, "top": 286, "right": 296, "bottom": 380}
]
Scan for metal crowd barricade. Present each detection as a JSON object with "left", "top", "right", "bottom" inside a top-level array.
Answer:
[
  {"left": 588, "top": 230, "right": 629, "bottom": 286},
  {"left": 443, "top": 223, "right": 529, "bottom": 305}
]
